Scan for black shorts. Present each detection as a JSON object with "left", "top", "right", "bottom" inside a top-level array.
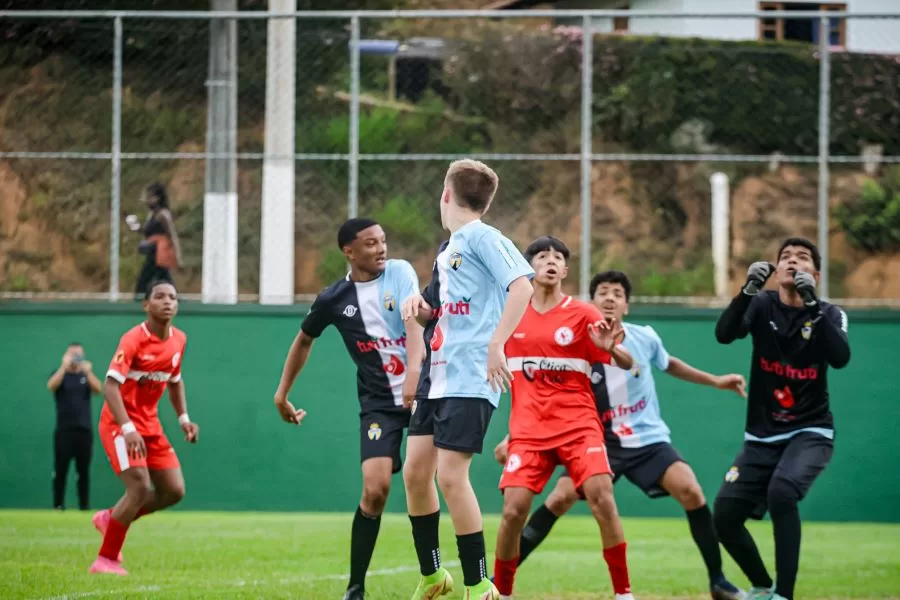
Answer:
[
  {"left": 360, "top": 409, "right": 410, "bottom": 474},
  {"left": 408, "top": 397, "right": 495, "bottom": 454},
  {"left": 715, "top": 432, "right": 834, "bottom": 519},
  {"left": 561, "top": 442, "right": 685, "bottom": 498}
]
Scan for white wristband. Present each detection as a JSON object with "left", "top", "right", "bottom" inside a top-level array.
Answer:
[
  {"left": 120, "top": 422, "right": 136, "bottom": 435},
  {"left": 178, "top": 413, "right": 191, "bottom": 425}
]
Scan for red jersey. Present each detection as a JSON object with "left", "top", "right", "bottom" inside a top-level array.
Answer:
[
  {"left": 101, "top": 322, "right": 187, "bottom": 435},
  {"left": 505, "top": 296, "right": 613, "bottom": 450}
]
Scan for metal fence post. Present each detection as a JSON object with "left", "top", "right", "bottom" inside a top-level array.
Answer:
[
  {"left": 579, "top": 14, "right": 594, "bottom": 300},
  {"left": 109, "top": 16, "right": 123, "bottom": 302},
  {"left": 817, "top": 14, "right": 832, "bottom": 300},
  {"left": 348, "top": 15, "right": 360, "bottom": 219}
]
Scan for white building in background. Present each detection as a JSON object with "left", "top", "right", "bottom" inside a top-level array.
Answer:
[{"left": 487, "top": 0, "right": 900, "bottom": 54}]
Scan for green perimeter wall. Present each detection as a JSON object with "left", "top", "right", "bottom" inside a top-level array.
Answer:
[{"left": 1, "top": 302, "right": 898, "bottom": 522}]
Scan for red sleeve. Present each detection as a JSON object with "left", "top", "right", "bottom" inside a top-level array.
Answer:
[
  {"left": 107, "top": 330, "right": 140, "bottom": 384},
  {"left": 581, "top": 303, "right": 613, "bottom": 365},
  {"left": 170, "top": 334, "right": 186, "bottom": 384}
]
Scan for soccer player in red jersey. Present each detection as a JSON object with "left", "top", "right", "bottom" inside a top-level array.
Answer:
[
  {"left": 89, "top": 279, "right": 199, "bottom": 576},
  {"left": 493, "top": 236, "right": 636, "bottom": 600}
]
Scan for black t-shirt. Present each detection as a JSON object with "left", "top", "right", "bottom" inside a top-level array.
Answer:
[
  {"left": 52, "top": 370, "right": 93, "bottom": 431},
  {"left": 715, "top": 290, "right": 851, "bottom": 441}
]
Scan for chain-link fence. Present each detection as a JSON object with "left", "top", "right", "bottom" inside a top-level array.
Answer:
[{"left": 1, "top": 8, "right": 898, "bottom": 305}]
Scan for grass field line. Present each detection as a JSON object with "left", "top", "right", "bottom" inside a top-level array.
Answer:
[{"left": 39, "top": 560, "right": 463, "bottom": 600}]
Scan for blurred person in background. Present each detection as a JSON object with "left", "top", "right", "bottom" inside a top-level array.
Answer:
[
  {"left": 47, "top": 342, "right": 102, "bottom": 510},
  {"left": 127, "top": 182, "right": 181, "bottom": 300}
]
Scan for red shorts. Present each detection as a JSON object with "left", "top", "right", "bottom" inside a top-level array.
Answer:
[
  {"left": 99, "top": 422, "right": 180, "bottom": 475},
  {"left": 499, "top": 433, "right": 612, "bottom": 494}
]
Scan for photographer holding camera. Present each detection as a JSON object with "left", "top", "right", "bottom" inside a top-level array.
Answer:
[{"left": 47, "top": 343, "right": 102, "bottom": 510}]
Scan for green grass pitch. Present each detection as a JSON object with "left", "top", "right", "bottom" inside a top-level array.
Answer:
[{"left": 2, "top": 510, "right": 898, "bottom": 599}]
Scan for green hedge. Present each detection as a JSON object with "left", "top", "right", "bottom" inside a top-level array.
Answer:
[
  {"left": 439, "top": 24, "right": 900, "bottom": 156},
  {"left": 835, "top": 166, "right": 900, "bottom": 252},
  {"left": 6, "top": 14, "right": 897, "bottom": 157}
]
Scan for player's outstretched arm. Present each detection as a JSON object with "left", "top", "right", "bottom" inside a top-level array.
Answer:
[
  {"left": 588, "top": 318, "right": 634, "bottom": 370},
  {"left": 167, "top": 379, "right": 199, "bottom": 443},
  {"left": 665, "top": 356, "right": 747, "bottom": 397},
  {"left": 272, "top": 331, "right": 313, "bottom": 425}
]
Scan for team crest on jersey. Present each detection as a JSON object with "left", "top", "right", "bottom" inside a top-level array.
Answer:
[
  {"left": 553, "top": 326, "right": 574, "bottom": 346},
  {"left": 449, "top": 252, "right": 462, "bottom": 271},
  {"left": 522, "top": 360, "right": 539, "bottom": 382},
  {"left": 630, "top": 366, "right": 641, "bottom": 378},
  {"left": 383, "top": 293, "right": 395, "bottom": 311},
  {"left": 801, "top": 320, "right": 812, "bottom": 340},
  {"left": 367, "top": 422, "right": 382, "bottom": 441},
  {"left": 172, "top": 352, "right": 181, "bottom": 367},
  {"left": 725, "top": 466, "right": 740, "bottom": 483},
  {"left": 591, "top": 370, "right": 603, "bottom": 384},
  {"left": 343, "top": 305, "right": 358, "bottom": 318}
]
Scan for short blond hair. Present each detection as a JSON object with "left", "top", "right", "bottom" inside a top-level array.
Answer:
[{"left": 444, "top": 159, "right": 499, "bottom": 213}]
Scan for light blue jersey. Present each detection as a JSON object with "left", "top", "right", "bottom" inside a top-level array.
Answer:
[
  {"left": 420, "top": 220, "right": 534, "bottom": 407},
  {"left": 591, "top": 322, "right": 672, "bottom": 448}
]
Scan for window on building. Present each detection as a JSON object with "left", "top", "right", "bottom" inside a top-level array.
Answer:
[
  {"left": 758, "top": 2, "right": 846, "bottom": 48},
  {"left": 613, "top": 3, "right": 629, "bottom": 33},
  {"left": 553, "top": 1, "right": 630, "bottom": 34}
]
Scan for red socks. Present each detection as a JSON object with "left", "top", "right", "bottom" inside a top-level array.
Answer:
[
  {"left": 493, "top": 556, "right": 519, "bottom": 596},
  {"left": 603, "top": 542, "right": 631, "bottom": 594},
  {"left": 99, "top": 517, "right": 128, "bottom": 561}
]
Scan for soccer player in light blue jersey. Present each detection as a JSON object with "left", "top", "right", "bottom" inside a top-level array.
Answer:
[
  {"left": 496, "top": 270, "right": 748, "bottom": 600},
  {"left": 400, "top": 160, "right": 535, "bottom": 600}
]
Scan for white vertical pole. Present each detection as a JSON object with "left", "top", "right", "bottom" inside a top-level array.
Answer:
[
  {"left": 579, "top": 14, "right": 593, "bottom": 300},
  {"left": 259, "top": 0, "right": 296, "bottom": 305},
  {"left": 711, "top": 172, "right": 730, "bottom": 300},
  {"left": 203, "top": 0, "right": 239, "bottom": 304},
  {"left": 109, "top": 16, "right": 123, "bottom": 302},
  {"left": 348, "top": 15, "right": 360, "bottom": 219},
  {"left": 817, "top": 14, "right": 832, "bottom": 299}
]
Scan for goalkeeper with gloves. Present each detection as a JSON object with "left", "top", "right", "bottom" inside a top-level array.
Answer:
[{"left": 711, "top": 237, "right": 851, "bottom": 600}]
